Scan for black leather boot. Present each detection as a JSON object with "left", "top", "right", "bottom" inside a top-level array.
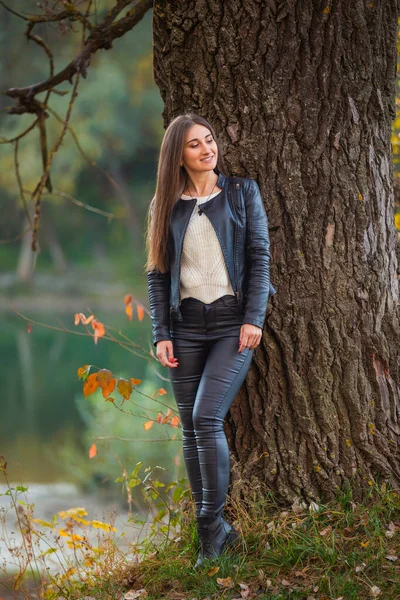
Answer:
[{"left": 193, "top": 514, "right": 241, "bottom": 569}]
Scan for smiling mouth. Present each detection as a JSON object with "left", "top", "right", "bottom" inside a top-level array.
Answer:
[{"left": 201, "top": 156, "right": 215, "bottom": 161}]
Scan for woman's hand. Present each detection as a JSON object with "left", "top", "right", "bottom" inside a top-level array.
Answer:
[
  {"left": 238, "top": 324, "right": 262, "bottom": 353},
  {"left": 156, "top": 340, "right": 179, "bottom": 368}
]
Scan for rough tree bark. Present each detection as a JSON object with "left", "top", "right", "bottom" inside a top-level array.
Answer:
[{"left": 152, "top": 0, "right": 400, "bottom": 504}]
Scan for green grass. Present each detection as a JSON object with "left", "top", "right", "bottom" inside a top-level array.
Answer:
[
  {"left": 116, "top": 483, "right": 400, "bottom": 600},
  {"left": 2, "top": 477, "right": 399, "bottom": 600}
]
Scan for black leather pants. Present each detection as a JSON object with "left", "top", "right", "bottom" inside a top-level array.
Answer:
[{"left": 169, "top": 294, "right": 254, "bottom": 520}]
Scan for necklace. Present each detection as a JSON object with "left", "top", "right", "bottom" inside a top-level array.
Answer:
[{"left": 186, "top": 181, "right": 217, "bottom": 215}]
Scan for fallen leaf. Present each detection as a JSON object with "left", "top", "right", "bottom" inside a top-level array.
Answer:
[
  {"left": 370, "top": 586, "right": 381, "bottom": 597},
  {"left": 281, "top": 579, "right": 291, "bottom": 586},
  {"left": 320, "top": 526, "right": 332, "bottom": 536},
  {"left": 217, "top": 576, "right": 234, "bottom": 588},
  {"left": 207, "top": 566, "right": 219, "bottom": 576},
  {"left": 361, "top": 540, "right": 370, "bottom": 548},
  {"left": 385, "top": 522, "right": 397, "bottom": 538},
  {"left": 123, "top": 590, "right": 148, "bottom": 599},
  {"left": 385, "top": 555, "right": 398, "bottom": 562}
]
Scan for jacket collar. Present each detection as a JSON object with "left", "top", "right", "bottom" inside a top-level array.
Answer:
[{"left": 177, "top": 167, "right": 228, "bottom": 203}]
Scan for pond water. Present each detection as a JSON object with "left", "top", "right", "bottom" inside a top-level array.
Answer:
[{"left": 0, "top": 301, "right": 186, "bottom": 583}]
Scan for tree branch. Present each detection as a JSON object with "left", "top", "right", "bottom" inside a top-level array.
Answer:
[{"left": 5, "top": 0, "right": 153, "bottom": 109}]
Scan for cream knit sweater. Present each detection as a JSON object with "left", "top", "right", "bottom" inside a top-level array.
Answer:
[{"left": 180, "top": 190, "right": 235, "bottom": 303}]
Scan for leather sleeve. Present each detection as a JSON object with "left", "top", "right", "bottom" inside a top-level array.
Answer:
[
  {"left": 242, "top": 179, "right": 271, "bottom": 330},
  {"left": 147, "top": 269, "right": 172, "bottom": 347},
  {"left": 147, "top": 198, "right": 171, "bottom": 347}
]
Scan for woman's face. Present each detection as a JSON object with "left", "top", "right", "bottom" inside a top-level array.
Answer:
[{"left": 181, "top": 124, "right": 218, "bottom": 174}]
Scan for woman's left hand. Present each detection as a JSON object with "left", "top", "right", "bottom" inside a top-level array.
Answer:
[{"left": 238, "top": 324, "right": 262, "bottom": 353}]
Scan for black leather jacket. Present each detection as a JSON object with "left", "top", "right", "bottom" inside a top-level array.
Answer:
[{"left": 147, "top": 168, "right": 276, "bottom": 346}]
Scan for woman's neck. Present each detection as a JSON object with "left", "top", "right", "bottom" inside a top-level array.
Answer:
[{"left": 183, "top": 171, "right": 219, "bottom": 197}]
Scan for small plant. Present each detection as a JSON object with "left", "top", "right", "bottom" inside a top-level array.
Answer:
[{"left": 0, "top": 454, "right": 191, "bottom": 600}]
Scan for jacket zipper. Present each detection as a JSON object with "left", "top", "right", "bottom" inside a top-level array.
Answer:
[
  {"left": 177, "top": 199, "right": 197, "bottom": 308},
  {"left": 234, "top": 182, "right": 242, "bottom": 303},
  {"left": 205, "top": 216, "right": 236, "bottom": 296}
]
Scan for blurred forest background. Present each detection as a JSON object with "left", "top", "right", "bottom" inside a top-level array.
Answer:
[{"left": 0, "top": 1, "right": 181, "bottom": 508}]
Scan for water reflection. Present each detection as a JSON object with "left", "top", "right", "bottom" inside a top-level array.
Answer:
[{"left": 1, "top": 307, "right": 185, "bottom": 498}]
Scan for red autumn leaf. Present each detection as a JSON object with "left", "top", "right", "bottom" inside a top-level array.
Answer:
[
  {"left": 130, "top": 378, "right": 142, "bottom": 386},
  {"left": 96, "top": 369, "right": 116, "bottom": 399},
  {"left": 89, "top": 443, "right": 97, "bottom": 459},
  {"left": 27, "top": 323, "right": 32, "bottom": 333},
  {"left": 136, "top": 304, "right": 145, "bottom": 321},
  {"left": 156, "top": 413, "right": 163, "bottom": 424},
  {"left": 83, "top": 372, "right": 99, "bottom": 398},
  {"left": 124, "top": 294, "right": 132, "bottom": 305},
  {"left": 144, "top": 421, "right": 154, "bottom": 431},
  {"left": 170, "top": 416, "right": 180, "bottom": 428},
  {"left": 156, "top": 387, "right": 167, "bottom": 396},
  {"left": 117, "top": 379, "right": 133, "bottom": 400}
]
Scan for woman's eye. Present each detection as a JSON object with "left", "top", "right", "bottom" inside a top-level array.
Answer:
[{"left": 190, "top": 139, "right": 213, "bottom": 148}]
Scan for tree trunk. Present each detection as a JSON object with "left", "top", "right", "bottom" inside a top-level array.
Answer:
[{"left": 152, "top": 0, "right": 400, "bottom": 503}]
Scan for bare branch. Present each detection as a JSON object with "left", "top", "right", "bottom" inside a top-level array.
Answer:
[
  {"left": 31, "top": 73, "right": 81, "bottom": 251},
  {"left": 5, "top": 0, "right": 153, "bottom": 106},
  {"left": 14, "top": 140, "right": 33, "bottom": 229}
]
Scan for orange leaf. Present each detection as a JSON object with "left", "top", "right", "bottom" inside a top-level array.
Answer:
[
  {"left": 117, "top": 379, "right": 133, "bottom": 400},
  {"left": 170, "top": 416, "right": 180, "bottom": 428},
  {"left": 162, "top": 409, "right": 172, "bottom": 424},
  {"left": 89, "top": 443, "right": 97, "bottom": 459},
  {"left": 157, "top": 413, "right": 163, "bottom": 424},
  {"left": 83, "top": 314, "right": 94, "bottom": 325},
  {"left": 130, "top": 378, "right": 142, "bottom": 386},
  {"left": 124, "top": 294, "right": 132, "bottom": 306},
  {"left": 96, "top": 369, "right": 116, "bottom": 399},
  {"left": 217, "top": 576, "right": 234, "bottom": 588},
  {"left": 91, "top": 319, "right": 105, "bottom": 344},
  {"left": 78, "top": 312, "right": 86, "bottom": 324},
  {"left": 157, "top": 388, "right": 167, "bottom": 396},
  {"left": 125, "top": 304, "right": 133, "bottom": 321},
  {"left": 137, "top": 304, "right": 145, "bottom": 321},
  {"left": 77, "top": 364, "right": 91, "bottom": 380},
  {"left": 83, "top": 373, "right": 99, "bottom": 398},
  {"left": 144, "top": 420, "right": 154, "bottom": 431},
  {"left": 74, "top": 313, "right": 80, "bottom": 325},
  {"left": 27, "top": 323, "right": 32, "bottom": 333}
]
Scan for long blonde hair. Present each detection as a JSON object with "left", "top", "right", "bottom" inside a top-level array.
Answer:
[{"left": 145, "top": 113, "right": 226, "bottom": 273}]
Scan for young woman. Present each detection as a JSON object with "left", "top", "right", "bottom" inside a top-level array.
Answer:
[{"left": 145, "top": 113, "right": 275, "bottom": 568}]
